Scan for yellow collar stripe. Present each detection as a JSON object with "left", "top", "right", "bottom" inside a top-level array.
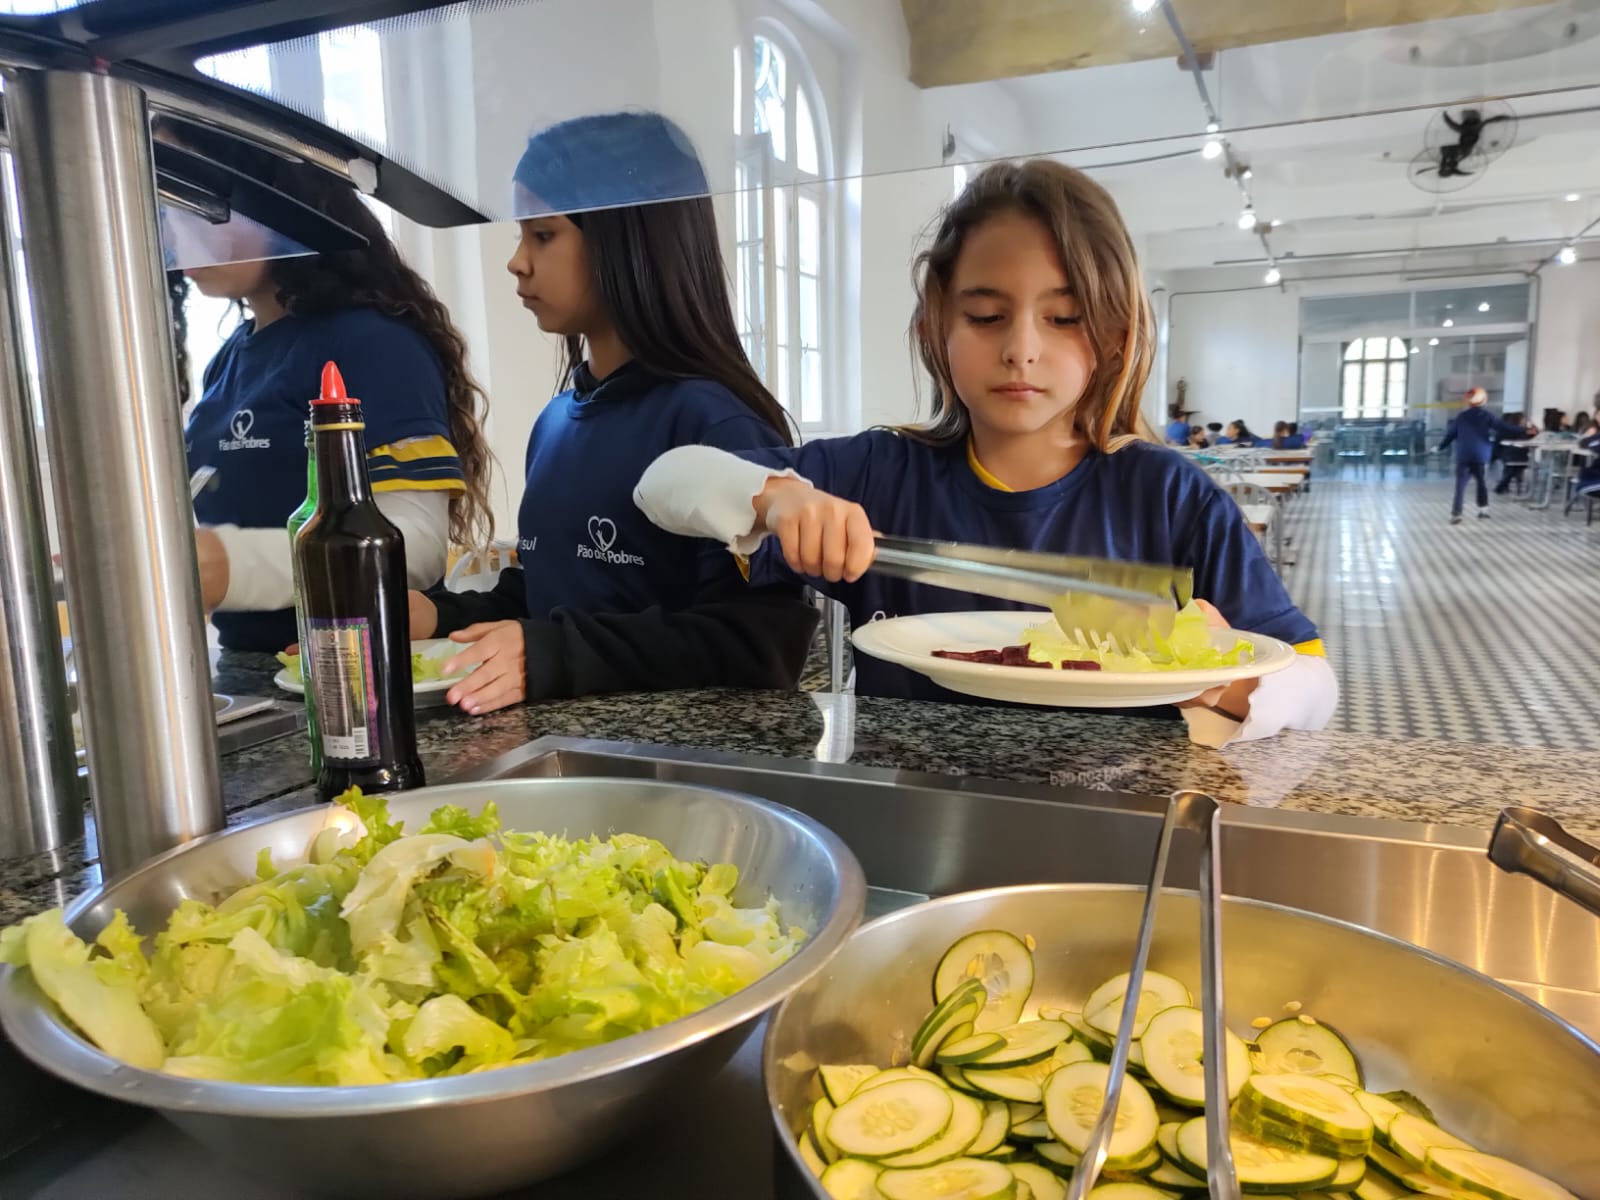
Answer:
[{"left": 966, "top": 439, "right": 1013, "bottom": 492}]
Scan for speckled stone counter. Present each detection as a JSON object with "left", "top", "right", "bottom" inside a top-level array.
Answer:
[{"left": 4, "top": 648, "right": 1595, "bottom": 926}]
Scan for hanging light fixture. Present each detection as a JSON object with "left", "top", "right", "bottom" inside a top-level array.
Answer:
[
  {"left": 1558, "top": 245, "right": 1578, "bottom": 265},
  {"left": 1205, "top": 120, "right": 1220, "bottom": 134},
  {"left": 1237, "top": 208, "right": 1257, "bottom": 230},
  {"left": 1130, "top": 0, "right": 1157, "bottom": 12},
  {"left": 1202, "top": 138, "right": 1223, "bottom": 160},
  {"left": 1478, "top": 301, "right": 1490, "bottom": 312},
  {"left": 1428, "top": 337, "right": 1440, "bottom": 346},
  {"left": 1263, "top": 266, "right": 1282, "bottom": 285},
  {"left": 1442, "top": 318, "right": 1455, "bottom": 328}
]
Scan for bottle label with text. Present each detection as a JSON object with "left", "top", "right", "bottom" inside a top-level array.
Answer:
[{"left": 306, "top": 617, "right": 380, "bottom": 764}]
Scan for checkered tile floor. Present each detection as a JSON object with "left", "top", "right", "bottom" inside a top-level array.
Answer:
[{"left": 1284, "top": 469, "right": 1600, "bottom": 748}]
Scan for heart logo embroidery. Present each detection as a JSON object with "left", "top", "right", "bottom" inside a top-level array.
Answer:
[
  {"left": 230, "top": 409, "right": 255, "bottom": 440},
  {"left": 587, "top": 516, "right": 617, "bottom": 551}
]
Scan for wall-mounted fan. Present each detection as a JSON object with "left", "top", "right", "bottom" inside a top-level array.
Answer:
[{"left": 1408, "top": 100, "right": 1519, "bottom": 193}]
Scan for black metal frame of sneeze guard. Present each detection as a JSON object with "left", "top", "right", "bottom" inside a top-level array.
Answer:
[{"left": 0, "top": 0, "right": 491, "bottom": 235}]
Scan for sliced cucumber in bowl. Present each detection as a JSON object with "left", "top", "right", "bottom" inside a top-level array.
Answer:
[
  {"left": 828, "top": 1078, "right": 955, "bottom": 1160},
  {"left": 1252, "top": 1018, "right": 1363, "bottom": 1088},
  {"left": 1042, "top": 1061, "right": 1159, "bottom": 1167},
  {"left": 1174, "top": 1115, "right": 1340, "bottom": 1194},
  {"left": 933, "top": 932, "right": 1034, "bottom": 1034},
  {"left": 875, "top": 1157, "right": 1017, "bottom": 1200},
  {"left": 1240, "top": 1074, "right": 1375, "bottom": 1147},
  {"left": 820, "top": 1158, "right": 888, "bottom": 1199},
  {"left": 1083, "top": 970, "right": 1192, "bottom": 1040},
  {"left": 1140, "top": 1004, "right": 1251, "bottom": 1108}
]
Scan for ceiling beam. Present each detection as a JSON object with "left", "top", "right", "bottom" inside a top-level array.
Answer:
[{"left": 899, "top": 0, "right": 1555, "bottom": 88}]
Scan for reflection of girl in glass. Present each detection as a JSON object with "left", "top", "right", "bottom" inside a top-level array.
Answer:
[{"left": 171, "top": 124, "right": 493, "bottom": 654}]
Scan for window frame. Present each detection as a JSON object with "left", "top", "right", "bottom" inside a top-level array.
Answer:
[
  {"left": 1340, "top": 335, "right": 1411, "bottom": 421},
  {"left": 734, "top": 21, "right": 836, "bottom": 434}
]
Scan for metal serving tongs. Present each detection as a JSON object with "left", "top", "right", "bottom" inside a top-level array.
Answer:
[
  {"left": 1488, "top": 807, "right": 1600, "bottom": 920},
  {"left": 872, "top": 535, "right": 1194, "bottom": 648},
  {"left": 1067, "top": 791, "right": 1241, "bottom": 1200}
]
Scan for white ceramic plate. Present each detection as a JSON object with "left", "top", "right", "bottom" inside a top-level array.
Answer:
[
  {"left": 850, "top": 609, "right": 1296, "bottom": 707},
  {"left": 274, "top": 638, "right": 473, "bottom": 710}
]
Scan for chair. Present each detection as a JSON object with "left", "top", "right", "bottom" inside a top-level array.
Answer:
[
  {"left": 1377, "top": 429, "right": 1419, "bottom": 477},
  {"left": 1333, "top": 428, "right": 1371, "bottom": 476},
  {"left": 445, "top": 539, "right": 518, "bottom": 592},
  {"left": 1220, "top": 480, "right": 1280, "bottom": 570}
]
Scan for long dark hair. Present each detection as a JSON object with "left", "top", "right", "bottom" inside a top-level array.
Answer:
[
  {"left": 901, "top": 159, "right": 1155, "bottom": 451},
  {"left": 160, "top": 122, "right": 493, "bottom": 548},
  {"left": 560, "top": 201, "right": 792, "bottom": 444},
  {"left": 515, "top": 112, "right": 792, "bottom": 445}
]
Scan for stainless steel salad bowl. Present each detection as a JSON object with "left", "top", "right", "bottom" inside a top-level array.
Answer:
[
  {"left": 0, "top": 778, "right": 866, "bottom": 1199},
  {"left": 764, "top": 884, "right": 1600, "bottom": 1198}
]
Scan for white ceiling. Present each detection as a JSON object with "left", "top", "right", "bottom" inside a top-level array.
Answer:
[{"left": 973, "top": 1, "right": 1600, "bottom": 278}]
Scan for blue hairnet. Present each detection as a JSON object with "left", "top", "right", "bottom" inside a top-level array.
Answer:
[{"left": 512, "top": 111, "right": 711, "bottom": 217}]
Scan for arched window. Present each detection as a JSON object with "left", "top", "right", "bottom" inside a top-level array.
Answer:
[
  {"left": 734, "top": 28, "right": 832, "bottom": 430},
  {"left": 1341, "top": 336, "right": 1410, "bottom": 420}
]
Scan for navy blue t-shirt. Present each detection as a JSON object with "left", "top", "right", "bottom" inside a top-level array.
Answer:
[
  {"left": 186, "top": 308, "right": 462, "bottom": 650},
  {"left": 1441, "top": 407, "right": 1528, "bottom": 466},
  {"left": 741, "top": 431, "right": 1318, "bottom": 701},
  {"left": 518, "top": 363, "right": 790, "bottom": 619}
]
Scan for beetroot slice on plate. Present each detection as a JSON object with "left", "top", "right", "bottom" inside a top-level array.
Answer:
[{"left": 932, "top": 645, "right": 1100, "bottom": 671}]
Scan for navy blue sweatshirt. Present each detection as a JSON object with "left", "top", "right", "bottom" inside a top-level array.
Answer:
[
  {"left": 1440, "top": 406, "right": 1530, "bottom": 466},
  {"left": 426, "top": 363, "right": 816, "bottom": 699},
  {"left": 740, "top": 432, "right": 1318, "bottom": 702}
]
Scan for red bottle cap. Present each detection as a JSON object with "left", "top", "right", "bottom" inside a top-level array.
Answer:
[{"left": 311, "top": 361, "right": 360, "bottom": 406}]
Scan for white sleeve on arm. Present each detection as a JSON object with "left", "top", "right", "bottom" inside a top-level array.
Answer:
[
  {"left": 634, "top": 444, "right": 803, "bottom": 555},
  {"left": 212, "top": 489, "right": 452, "bottom": 612},
  {"left": 1180, "top": 654, "right": 1339, "bottom": 749}
]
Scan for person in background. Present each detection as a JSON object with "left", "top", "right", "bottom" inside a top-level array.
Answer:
[
  {"left": 1187, "top": 426, "right": 1210, "bottom": 449},
  {"left": 1164, "top": 405, "right": 1191, "bottom": 446},
  {"left": 1492, "top": 412, "right": 1533, "bottom": 495},
  {"left": 1567, "top": 411, "right": 1589, "bottom": 440},
  {"left": 1575, "top": 415, "right": 1600, "bottom": 503},
  {"left": 407, "top": 111, "right": 817, "bottom": 713},
  {"left": 1439, "top": 387, "right": 1537, "bottom": 524},
  {"left": 1206, "top": 421, "right": 1224, "bottom": 444},
  {"left": 172, "top": 124, "right": 493, "bottom": 653},
  {"left": 1224, "top": 419, "right": 1257, "bottom": 447},
  {"left": 1271, "top": 421, "right": 1290, "bottom": 447},
  {"left": 1294, "top": 422, "right": 1313, "bottom": 446},
  {"left": 638, "top": 159, "right": 1336, "bottom": 747}
]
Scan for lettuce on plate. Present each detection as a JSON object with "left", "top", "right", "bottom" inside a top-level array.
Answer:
[
  {"left": 0, "top": 790, "right": 805, "bottom": 1085},
  {"left": 1021, "top": 600, "right": 1253, "bottom": 672},
  {"left": 275, "top": 651, "right": 454, "bottom": 686}
]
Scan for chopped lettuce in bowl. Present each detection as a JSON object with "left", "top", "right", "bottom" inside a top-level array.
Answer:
[
  {"left": 276, "top": 645, "right": 464, "bottom": 688},
  {"left": 0, "top": 791, "right": 806, "bottom": 1086}
]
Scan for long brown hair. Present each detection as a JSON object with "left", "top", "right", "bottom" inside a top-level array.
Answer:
[
  {"left": 162, "top": 123, "right": 494, "bottom": 548},
  {"left": 903, "top": 159, "right": 1155, "bottom": 453}
]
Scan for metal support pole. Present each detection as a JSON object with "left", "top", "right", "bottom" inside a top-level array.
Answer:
[
  {"left": 5, "top": 69, "right": 222, "bottom": 877},
  {"left": 0, "top": 158, "right": 80, "bottom": 861}
]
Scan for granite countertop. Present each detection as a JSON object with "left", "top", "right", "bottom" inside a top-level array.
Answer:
[{"left": 5, "top": 649, "right": 1596, "bottom": 925}]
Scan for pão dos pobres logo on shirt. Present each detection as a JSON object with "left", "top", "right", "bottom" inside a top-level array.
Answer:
[
  {"left": 217, "top": 409, "right": 271, "bottom": 452},
  {"left": 576, "top": 515, "right": 645, "bottom": 566}
]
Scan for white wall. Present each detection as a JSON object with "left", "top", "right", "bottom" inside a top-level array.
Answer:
[
  {"left": 1166, "top": 285, "right": 1301, "bottom": 438},
  {"left": 1532, "top": 260, "right": 1600, "bottom": 421},
  {"left": 378, "top": 0, "right": 1030, "bottom": 537}
]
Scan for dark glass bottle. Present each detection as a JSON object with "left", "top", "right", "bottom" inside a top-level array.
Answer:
[
  {"left": 287, "top": 423, "right": 322, "bottom": 774},
  {"left": 293, "top": 362, "right": 424, "bottom": 801}
]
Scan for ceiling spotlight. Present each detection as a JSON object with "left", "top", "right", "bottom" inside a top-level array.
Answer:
[
  {"left": 1442, "top": 318, "right": 1455, "bottom": 327},
  {"left": 1202, "top": 138, "right": 1223, "bottom": 160},
  {"left": 1428, "top": 338, "right": 1440, "bottom": 346},
  {"left": 1205, "top": 120, "right": 1220, "bottom": 134},
  {"left": 1566, "top": 193, "right": 1581, "bottom": 202},
  {"left": 1409, "top": 346, "right": 1420, "bottom": 355},
  {"left": 1239, "top": 165, "right": 1253, "bottom": 181},
  {"left": 1264, "top": 266, "right": 1281, "bottom": 285},
  {"left": 1558, "top": 244, "right": 1578, "bottom": 265},
  {"left": 1478, "top": 301, "right": 1490, "bottom": 312},
  {"left": 1238, "top": 209, "right": 1257, "bottom": 230},
  {"left": 1270, "top": 218, "right": 1283, "bottom": 228},
  {"left": 1130, "top": 0, "right": 1157, "bottom": 12}
]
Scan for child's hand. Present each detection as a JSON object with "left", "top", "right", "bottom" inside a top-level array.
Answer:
[
  {"left": 440, "top": 621, "right": 526, "bottom": 715},
  {"left": 1175, "top": 599, "right": 1260, "bottom": 718},
  {"left": 754, "top": 477, "right": 877, "bottom": 582}
]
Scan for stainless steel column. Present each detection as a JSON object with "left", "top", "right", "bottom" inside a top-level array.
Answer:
[
  {"left": 5, "top": 69, "right": 222, "bottom": 877},
  {"left": 0, "top": 159, "right": 80, "bottom": 860}
]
